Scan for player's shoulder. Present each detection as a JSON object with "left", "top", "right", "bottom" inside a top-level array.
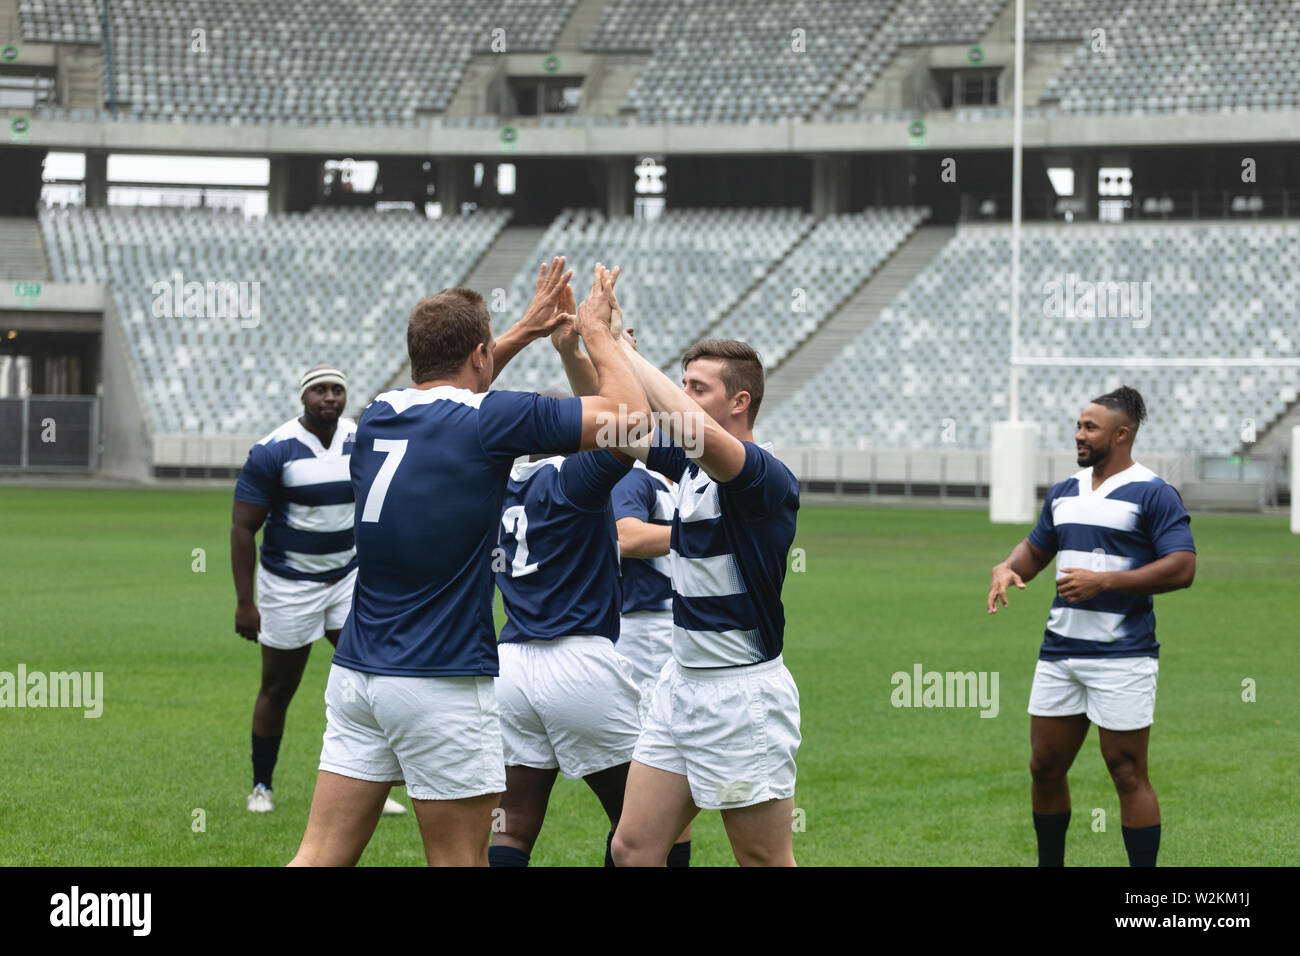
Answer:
[
  {"left": 1108, "top": 462, "right": 1174, "bottom": 501},
  {"left": 1127, "top": 464, "right": 1187, "bottom": 507},
  {"left": 247, "top": 418, "right": 305, "bottom": 464},
  {"left": 745, "top": 440, "right": 799, "bottom": 493},
  {"left": 368, "top": 385, "right": 488, "bottom": 418},
  {"left": 256, "top": 416, "right": 302, "bottom": 447},
  {"left": 508, "top": 455, "right": 563, "bottom": 487},
  {"left": 1052, "top": 469, "right": 1088, "bottom": 499}
]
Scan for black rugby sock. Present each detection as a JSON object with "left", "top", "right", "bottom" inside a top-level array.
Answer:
[
  {"left": 1122, "top": 823, "right": 1161, "bottom": 867},
  {"left": 489, "top": 845, "right": 530, "bottom": 867},
  {"left": 667, "top": 840, "right": 691, "bottom": 868},
  {"left": 251, "top": 732, "right": 281, "bottom": 790},
  {"left": 1033, "top": 810, "right": 1071, "bottom": 867}
]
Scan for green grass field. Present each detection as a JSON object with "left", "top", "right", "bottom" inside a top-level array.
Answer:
[{"left": 0, "top": 486, "right": 1295, "bottom": 866}]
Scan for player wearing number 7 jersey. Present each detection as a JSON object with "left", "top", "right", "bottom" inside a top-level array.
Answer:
[{"left": 289, "top": 259, "right": 651, "bottom": 866}]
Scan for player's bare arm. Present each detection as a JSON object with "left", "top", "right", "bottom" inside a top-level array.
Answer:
[
  {"left": 231, "top": 499, "right": 269, "bottom": 640},
  {"left": 490, "top": 256, "right": 574, "bottom": 381},
  {"left": 1057, "top": 550, "right": 1195, "bottom": 604},
  {"left": 594, "top": 265, "right": 748, "bottom": 481},
  {"left": 987, "top": 538, "right": 1053, "bottom": 614},
  {"left": 616, "top": 516, "right": 672, "bottom": 559},
  {"left": 573, "top": 263, "right": 651, "bottom": 451},
  {"left": 616, "top": 336, "right": 748, "bottom": 482},
  {"left": 550, "top": 281, "right": 600, "bottom": 397}
]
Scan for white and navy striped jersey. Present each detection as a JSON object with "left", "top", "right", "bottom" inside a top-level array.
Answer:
[
  {"left": 646, "top": 435, "right": 799, "bottom": 668},
  {"left": 611, "top": 463, "right": 676, "bottom": 614},
  {"left": 234, "top": 417, "right": 358, "bottom": 582},
  {"left": 496, "top": 450, "right": 631, "bottom": 644},
  {"left": 1028, "top": 462, "right": 1195, "bottom": 659}
]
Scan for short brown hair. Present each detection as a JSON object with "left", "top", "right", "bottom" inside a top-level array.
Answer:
[
  {"left": 682, "top": 338, "right": 765, "bottom": 426},
  {"left": 406, "top": 287, "right": 491, "bottom": 383}
]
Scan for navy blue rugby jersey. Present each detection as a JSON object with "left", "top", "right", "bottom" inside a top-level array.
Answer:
[
  {"left": 610, "top": 464, "right": 675, "bottom": 614},
  {"left": 495, "top": 449, "right": 630, "bottom": 644},
  {"left": 332, "top": 386, "right": 581, "bottom": 677},
  {"left": 234, "top": 417, "right": 357, "bottom": 582},
  {"left": 1027, "top": 462, "right": 1195, "bottom": 660},
  {"left": 645, "top": 434, "right": 799, "bottom": 668}
]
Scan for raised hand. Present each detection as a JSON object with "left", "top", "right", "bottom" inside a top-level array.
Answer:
[
  {"left": 549, "top": 282, "right": 579, "bottom": 353},
  {"left": 603, "top": 265, "right": 624, "bottom": 340},
  {"left": 576, "top": 262, "right": 612, "bottom": 340},
  {"left": 520, "top": 256, "right": 574, "bottom": 340}
]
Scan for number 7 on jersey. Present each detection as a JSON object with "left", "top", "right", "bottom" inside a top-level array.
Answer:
[{"left": 361, "top": 438, "right": 408, "bottom": 523}]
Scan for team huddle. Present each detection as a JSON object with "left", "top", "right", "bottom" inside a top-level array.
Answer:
[
  {"left": 233, "top": 259, "right": 802, "bottom": 866},
  {"left": 230, "top": 256, "right": 1195, "bottom": 867}
]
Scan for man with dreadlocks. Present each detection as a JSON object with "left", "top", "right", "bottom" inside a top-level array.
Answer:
[{"left": 986, "top": 386, "right": 1196, "bottom": 867}]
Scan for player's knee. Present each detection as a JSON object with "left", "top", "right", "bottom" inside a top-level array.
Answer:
[
  {"left": 732, "top": 842, "right": 793, "bottom": 867},
  {"left": 610, "top": 829, "right": 652, "bottom": 867},
  {"left": 1029, "top": 752, "right": 1066, "bottom": 782},
  {"left": 259, "top": 676, "right": 300, "bottom": 708},
  {"left": 1103, "top": 754, "right": 1143, "bottom": 792}
]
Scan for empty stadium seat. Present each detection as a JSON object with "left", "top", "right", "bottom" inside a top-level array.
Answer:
[
  {"left": 760, "top": 221, "right": 1300, "bottom": 454},
  {"left": 41, "top": 205, "right": 510, "bottom": 436}
]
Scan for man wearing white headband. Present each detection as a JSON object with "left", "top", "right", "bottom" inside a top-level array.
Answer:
[{"left": 231, "top": 365, "right": 405, "bottom": 817}]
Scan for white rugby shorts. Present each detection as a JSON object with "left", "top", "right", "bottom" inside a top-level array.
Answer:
[
  {"left": 319, "top": 663, "right": 506, "bottom": 800},
  {"left": 1028, "top": 656, "right": 1159, "bottom": 731},
  {"left": 496, "top": 635, "right": 641, "bottom": 779},
  {"left": 633, "top": 656, "right": 801, "bottom": 810},
  {"left": 256, "top": 565, "right": 355, "bottom": 650},
  {"left": 616, "top": 610, "right": 675, "bottom": 718}
]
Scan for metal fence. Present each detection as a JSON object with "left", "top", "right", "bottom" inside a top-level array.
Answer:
[{"left": 0, "top": 396, "right": 100, "bottom": 471}]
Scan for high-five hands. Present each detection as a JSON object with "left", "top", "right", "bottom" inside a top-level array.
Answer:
[
  {"left": 521, "top": 256, "right": 575, "bottom": 340},
  {"left": 602, "top": 265, "right": 625, "bottom": 341},
  {"left": 549, "top": 281, "right": 579, "bottom": 352},
  {"left": 576, "top": 262, "right": 613, "bottom": 339}
]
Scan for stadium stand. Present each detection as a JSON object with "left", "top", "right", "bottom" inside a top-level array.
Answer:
[
  {"left": 587, "top": 0, "right": 893, "bottom": 123},
  {"left": 489, "top": 206, "right": 816, "bottom": 390},
  {"left": 39, "top": 205, "right": 510, "bottom": 435},
  {"left": 827, "top": 0, "right": 1006, "bottom": 112},
  {"left": 20, "top": 0, "right": 1300, "bottom": 123},
  {"left": 707, "top": 206, "right": 930, "bottom": 369},
  {"left": 761, "top": 221, "right": 1300, "bottom": 455},
  {"left": 19, "top": 0, "right": 574, "bottom": 125},
  {"left": 1035, "top": 0, "right": 1300, "bottom": 114}
]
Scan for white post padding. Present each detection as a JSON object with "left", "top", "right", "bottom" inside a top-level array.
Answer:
[
  {"left": 1291, "top": 426, "right": 1299, "bottom": 533},
  {"left": 990, "top": 421, "right": 1040, "bottom": 524}
]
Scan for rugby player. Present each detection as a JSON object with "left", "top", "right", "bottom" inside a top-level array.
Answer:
[
  {"left": 597, "top": 272, "right": 801, "bottom": 867},
  {"left": 232, "top": 367, "right": 401, "bottom": 816},
  {"left": 987, "top": 386, "right": 1196, "bottom": 867},
  {"left": 488, "top": 379, "right": 641, "bottom": 868},
  {"left": 603, "top": 306, "right": 693, "bottom": 866},
  {"left": 288, "top": 259, "right": 650, "bottom": 866}
]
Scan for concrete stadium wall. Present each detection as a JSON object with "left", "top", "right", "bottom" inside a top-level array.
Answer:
[
  {"left": 15, "top": 109, "right": 1300, "bottom": 158},
  {"left": 98, "top": 294, "right": 152, "bottom": 481}
]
